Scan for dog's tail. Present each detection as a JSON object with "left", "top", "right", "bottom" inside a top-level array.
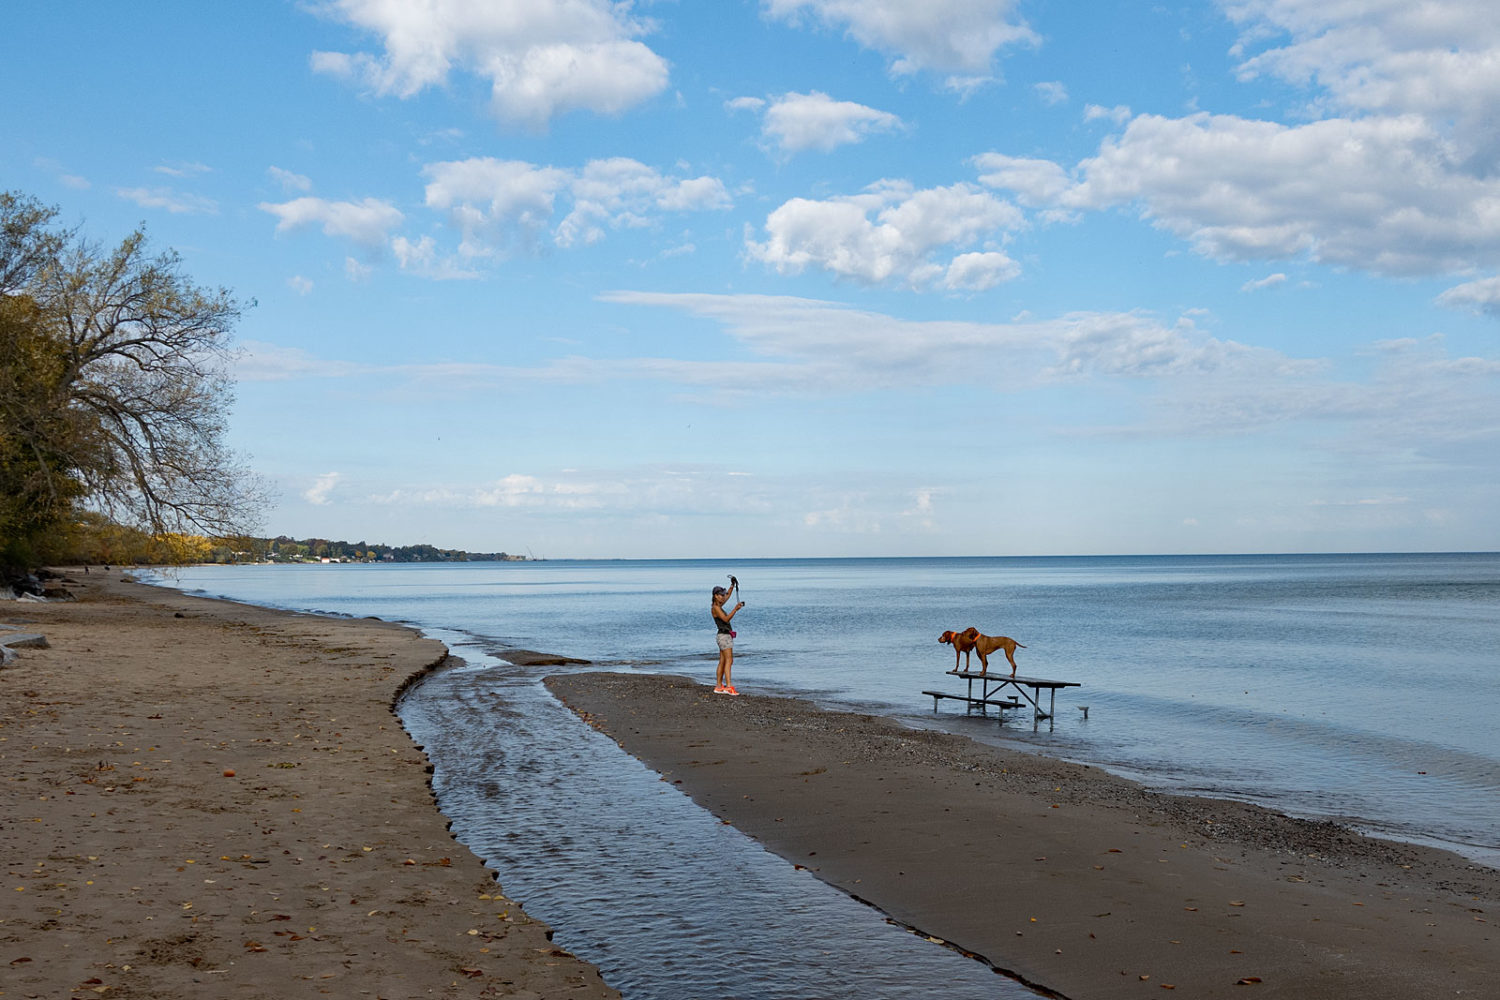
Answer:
[{"left": 1016, "top": 642, "right": 1027, "bottom": 648}]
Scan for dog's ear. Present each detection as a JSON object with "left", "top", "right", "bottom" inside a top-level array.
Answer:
[{"left": 962, "top": 627, "right": 979, "bottom": 639}]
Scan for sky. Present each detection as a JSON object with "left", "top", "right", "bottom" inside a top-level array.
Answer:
[{"left": 4, "top": 0, "right": 1499, "bottom": 558}]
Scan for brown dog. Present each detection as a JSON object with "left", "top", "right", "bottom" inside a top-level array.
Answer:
[
  {"left": 940, "top": 627, "right": 1025, "bottom": 676},
  {"left": 938, "top": 628, "right": 979, "bottom": 671}
]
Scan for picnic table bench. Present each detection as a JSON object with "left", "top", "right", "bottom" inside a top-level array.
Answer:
[{"left": 921, "top": 688, "right": 1023, "bottom": 716}]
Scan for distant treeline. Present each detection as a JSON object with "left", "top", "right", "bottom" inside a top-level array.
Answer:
[
  {"left": 39, "top": 513, "right": 528, "bottom": 567},
  {"left": 258, "top": 535, "right": 526, "bottom": 563}
]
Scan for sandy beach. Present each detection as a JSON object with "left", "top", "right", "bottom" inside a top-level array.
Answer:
[
  {"left": 547, "top": 671, "right": 1498, "bottom": 1000},
  {"left": 6, "top": 574, "right": 1497, "bottom": 1000},
  {"left": 0, "top": 574, "right": 616, "bottom": 1000}
]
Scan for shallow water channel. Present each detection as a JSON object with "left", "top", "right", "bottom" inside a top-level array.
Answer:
[{"left": 398, "top": 639, "right": 1040, "bottom": 1000}]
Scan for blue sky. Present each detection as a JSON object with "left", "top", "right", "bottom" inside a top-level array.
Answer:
[{"left": 4, "top": 0, "right": 1498, "bottom": 557}]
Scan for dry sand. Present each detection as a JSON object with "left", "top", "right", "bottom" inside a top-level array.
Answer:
[
  {"left": 547, "top": 671, "right": 1498, "bottom": 1000},
  {"left": 1, "top": 574, "right": 616, "bottom": 1000}
]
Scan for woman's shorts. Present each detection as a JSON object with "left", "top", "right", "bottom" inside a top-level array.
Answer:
[{"left": 716, "top": 632, "right": 734, "bottom": 651}]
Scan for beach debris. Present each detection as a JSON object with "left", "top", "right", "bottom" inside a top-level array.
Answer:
[{"left": 1236, "top": 977, "right": 1263, "bottom": 985}]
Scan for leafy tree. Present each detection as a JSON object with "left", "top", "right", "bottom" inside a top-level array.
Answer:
[
  {"left": 0, "top": 294, "right": 87, "bottom": 565},
  {"left": 0, "top": 191, "right": 265, "bottom": 569}
]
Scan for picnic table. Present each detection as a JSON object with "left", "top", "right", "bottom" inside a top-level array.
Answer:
[{"left": 923, "top": 669, "right": 1080, "bottom": 723}]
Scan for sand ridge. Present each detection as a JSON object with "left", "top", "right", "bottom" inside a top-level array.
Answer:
[{"left": 547, "top": 670, "right": 1498, "bottom": 999}]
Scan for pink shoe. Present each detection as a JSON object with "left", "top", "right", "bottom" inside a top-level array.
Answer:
[
  {"left": 713, "top": 686, "right": 729, "bottom": 694},
  {"left": 725, "top": 686, "right": 740, "bottom": 696}
]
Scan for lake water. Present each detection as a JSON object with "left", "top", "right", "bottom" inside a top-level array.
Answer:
[{"left": 154, "top": 554, "right": 1500, "bottom": 996}]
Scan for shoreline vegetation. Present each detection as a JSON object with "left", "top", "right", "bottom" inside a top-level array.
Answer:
[{"left": 5, "top": 575, "right": 1496, "bottom": 999}]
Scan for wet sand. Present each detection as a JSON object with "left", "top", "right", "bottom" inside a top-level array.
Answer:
[
  {"left": 547, "top": 671, "right": 1498, "bottom": 1000},
  {"left": 0, "top": 574, "right": 616, "bottom": 1000}
]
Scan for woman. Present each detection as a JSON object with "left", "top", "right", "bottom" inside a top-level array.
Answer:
[{"left": 711, "top": 582, "right": 745, "bottom": 695}]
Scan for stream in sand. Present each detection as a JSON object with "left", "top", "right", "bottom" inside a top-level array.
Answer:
[{"left": 398, "top": 633, "right": 1039, "bottom": 999}]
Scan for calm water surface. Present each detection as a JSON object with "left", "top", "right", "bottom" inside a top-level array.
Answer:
[{"left": 156, "top": 554, "right": 1500, "bottom": 994}]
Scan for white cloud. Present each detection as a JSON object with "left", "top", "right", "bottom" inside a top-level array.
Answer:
[
  {"left": 763, "top": 0, "right": 1037, "bottom": 76},
  {"left": 1241, "top": 272, "right": 1287, "bottom": 292},
  {"left": 745, "top": 180, "right": 1024, "bottom": 289},
  {"left": 958, "top": 4, "right": 1500, "bottom": 281},
  {"left": 115, "top": 187, "right": 218, "bottom": 215},
  {"left": 154, "top": 161, "right": 212, "bottom": 178},
  {"left": 943, "top": 251, "right": 1019, "bottom": 291},
  {"left": 259, "top": 196, "right": 404, "bottom": 248},
  {"left": 237, "top": 342, "right": 375, "bottom": 381},
  {"left": 752, "top": 90, "right": 903, "bottom": 154},
  {"left": 942, "top": 74, "right": 997, "bottom": 99},
  {"left": 1226, "top": 0, "right": 1500, "bottom": 164},
  {"left": 1084, "top": 103, "right": 1131, "bottom": 124},
  {"left": 304, "top": 472, "right": 341, "bottom": 506},
  {"left": 269, "top": 166, "right": 313, "bottom": 193},
  {"left": 423, "top": 158, "right": 569, "bottom": 255},
  {"left": 345, "top": 257, "right": 373, "bottom": 282},
  {"left": 977, "top": 112, "right": 1500, "bottom": 276},
  {"left": 971, "top": 152, "right": 1072, "bottom": 207},
  {"left": 288, "top": 275, "right": 314, "bottom": 295},
  {"left": 1033, "top": 80, "right": 1068, "bottom": 105},
  {"left": 390, "top": 234, "right": 483, "bottom": 279},
  {"left": 311, "top": 0, "right": 669, "bottom": 128},
  {"left": 602, "top": 292, "right": 1302, "bottom": 389},
  {"left": 370, "top": 468, "right": 726, "bottom": 514},
  {"left": 422, "top": 156, "right": 729, "bottom": 256},
  {"left": 1436, "top": 275, "right": 1500, "bottom": 315}
]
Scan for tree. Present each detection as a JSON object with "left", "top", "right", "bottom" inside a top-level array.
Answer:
[{"left": 0, "top": 191, "right": 265, "bottom": 567}]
